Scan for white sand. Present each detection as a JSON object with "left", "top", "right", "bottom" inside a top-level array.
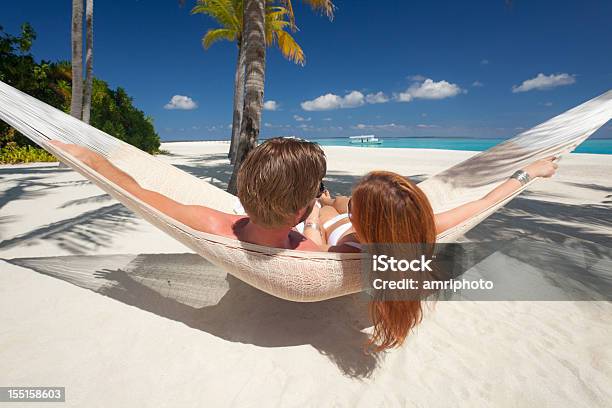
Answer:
[{"left": 1, "top": 141, "right": 611, "bottom": 407}]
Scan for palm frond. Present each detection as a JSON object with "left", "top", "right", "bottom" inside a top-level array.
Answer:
[
  {"left": 266, "top": 10, "right": 292, "bottom": 33},
  {"left": 280, "top": 0, "right": 335, "bottom": 24},
  {"left": 192, "top": 0, "right": 240, "bottom": 31},
  {"left": 266, "top": 9, "right": 290, "bottom": 22},
  {"left": 265, "top": 6, "right": 294, "bottom": 46},
  {"left": 202, "top": 28, "right": 237, "bottom": 49},
  {"left": 274, "top": 30, "right": 305, "bottom": 66},
  {"left": 266, "top": 19, "right": 292, "bottom": 39},
  {"left": 232, "top": 0, "right": 244, "bottom": 32},
  {"left": 274, "top": 0, "right": 297, "bottom": 31},
  {"left": 301, "top": 0, "right": 335, "bottom": 19}
]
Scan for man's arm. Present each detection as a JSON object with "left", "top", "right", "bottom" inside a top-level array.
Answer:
[{"left": 50, "top": 141, "right": 223, "bottom": 233}]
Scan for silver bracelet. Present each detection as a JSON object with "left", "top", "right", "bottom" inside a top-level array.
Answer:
[
  {"left": 510, "top": 170, "right": 531, "bottom": 185},
  {"left": 304, "top": 222, "right": 320, "bottom": 231}
]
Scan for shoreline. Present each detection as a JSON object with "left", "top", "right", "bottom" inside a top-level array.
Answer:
[
  {"left": 159, "top": 140, "right": 612, "bottom": 158},
  {"left": 2, "top": 142, "right": 610, "bottom": 168},
  {"left": 161, "top": 135, "right": 612, "bottom": 142},
  {"left": 159, "top": 138, "right": 612, "bottom": 155}
]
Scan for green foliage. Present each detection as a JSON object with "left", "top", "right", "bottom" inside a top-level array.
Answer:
[
  {"left": 90, "top": 79, "right": 161, "bottom": 153},
  {"left": 0, "top": 24, "right": 161, "bottom": 162},
  {"left": 193, "top": 0, "right": 305, "bottom": 65},
  {"left": 0, "top": 142, "right": 56, "bottom": 164}
]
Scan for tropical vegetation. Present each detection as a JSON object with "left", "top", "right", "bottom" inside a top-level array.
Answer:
[
  {"left": 0, "top": 23, "right": 161, "bottom": 164},
  {"left": 193, "top": 0, "right": 305, "bottom": 164},
  {"left": 226, "top": 0, "right": 335, "bottom": 193},
  {"left": 193, "top": 0, "right": 334, "bottom": 193}
]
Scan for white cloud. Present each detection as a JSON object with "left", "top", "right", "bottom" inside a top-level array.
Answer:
[
  {"left": 416, "top": 124, "right": 439, "bottom": 128},
  {"left": 353, "top": 123, "right": 406, "bottom": 131},
  {"left": 408, "top": 74, "right": 427, "bottom": 81},
  {"left": 341, "top": 91, "right": 366, "bottom": 108},
  {"left": 512, "top": 73, "right": 576, "bottom": 93},
  {"left": 396, "top": 92, "right": 413, "bottom": 102},
  {"left": 472, "top": 80, "right": 484, "bottom": 87},
  {"left": 164, "top": 95, "right": 198, "bottom": 110},
  {"left": 301, "top": 91, "right": 365, "bottom": 111},
  {"left": 543, "top": 101, "right": 553, "bottom": 106},
  {"left": 297, "top": 123, "right": 314, "bottom": 130},
  {"left": 293, "top": 114, "right": 311, "bottom": 122},
  {"left": 396, "top": 78, "right": 463, "bottom": 102},
  {"left": 365, "top": 91, "right": 390, "bottom": 104},
  {"left": 481, "top": 59, "right": 489, "bottom": 65},
  {"left": 323, "top": 117, "right": 332, "bottom": 121},
  {"left": 263, "top": 100, "right": 279, "bottom": 111}
]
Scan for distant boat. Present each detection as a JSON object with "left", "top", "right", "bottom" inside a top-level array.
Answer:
[{"left": 349, "top": 135, "right": 383, "bottom": 145}]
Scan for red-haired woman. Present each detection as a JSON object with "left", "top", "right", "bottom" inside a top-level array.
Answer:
[{"left": 312, "top": 158, "right": 557, "bottom": 351}]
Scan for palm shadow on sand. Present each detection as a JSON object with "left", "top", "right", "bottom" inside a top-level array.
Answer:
[{"left": 7, "top": 253, "right": 381, "bottom": 378}]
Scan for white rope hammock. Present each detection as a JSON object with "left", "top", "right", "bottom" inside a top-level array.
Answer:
[{"left": 1, "top": 80, "right": 611, "bottom": 301}]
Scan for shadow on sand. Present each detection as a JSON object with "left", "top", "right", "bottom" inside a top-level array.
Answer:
[
  {"left": 6, "top": 253, "right": 381, "bottom": 378},
  {"left": 0, "top": 203, "right": 138, "bottom": 254},
  {"left": 465, "top": 193, "right": 612, "bottom": 247},
  {"left": 170, "top": 151, "right": 427, "bottom": 196}
]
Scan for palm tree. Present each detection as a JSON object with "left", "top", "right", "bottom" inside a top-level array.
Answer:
[
  {"left": 226, "top": 0, "right": 266, "bottom": 193},
  {"left": 70, "top": 0, "right": 94, "bottom": 123},
  {"left": 82, "top": 0, "right": 94, "bottom": 124},
  {"left": 227, "top": 0, "right": 334, "bottom": 193},
  {"left": 193, "top": 0, "right": 304, "bottom": 164},
  {"left": 70, "top": 0, "right": 84, "bottom": 119}
]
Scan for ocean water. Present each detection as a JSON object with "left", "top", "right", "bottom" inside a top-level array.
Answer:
[{"left": 312, "top": 137, "right": 612, "bottom": 154}]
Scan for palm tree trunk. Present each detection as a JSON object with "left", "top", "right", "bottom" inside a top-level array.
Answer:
[
  {"left": 227, "top": 0, "right": 266, "bottom": 194},
  {"left": 81, "top": 0, "right": 94, "bottom": 124},
  {"left": 70, "top": 0, "right": 84, "bottom": 119},
  {"left": 228, "top": 41, "right": 245, "bottom": 164}
]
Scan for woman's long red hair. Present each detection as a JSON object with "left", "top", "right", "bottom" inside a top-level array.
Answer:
[{"left": 351, "top": 171, "right": 436, "bottom": 352}]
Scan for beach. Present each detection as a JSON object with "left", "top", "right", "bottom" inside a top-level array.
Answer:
[{"left": 1, "top": 141, "right": 611, "bottom": 406}]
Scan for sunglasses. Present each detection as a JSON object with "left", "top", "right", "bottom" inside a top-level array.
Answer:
[
  {"left": 347, "top": 198, "right": 352, "bottom": 219},
  {"left": 316, "top": 181, "right": 326, "bottom": 198}
]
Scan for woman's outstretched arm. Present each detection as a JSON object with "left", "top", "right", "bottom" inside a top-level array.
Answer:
[
  {"left": 434, "top": 157, "right": 558, "bottom": 235},
  {"left": 49, "top": 141, "right": 223, "bottom": 233}
]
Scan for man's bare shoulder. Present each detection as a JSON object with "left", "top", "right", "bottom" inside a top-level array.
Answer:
[
  {"left": 183, "top": 205, "right": 245, "bottom": 238},
  {"left": 289, "top": 230, "right": 324, "bottom": 251}
]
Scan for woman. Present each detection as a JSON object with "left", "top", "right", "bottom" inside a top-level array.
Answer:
[{"left": 306, "top": 158, "right": 558, "bottom": 351}]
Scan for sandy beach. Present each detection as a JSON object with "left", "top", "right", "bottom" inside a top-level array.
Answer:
[{"left": 1, "top": 141, "right": 611, "bottom": 407}]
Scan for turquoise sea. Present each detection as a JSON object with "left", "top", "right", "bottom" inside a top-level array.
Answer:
[{"left": 312, "top": 137, "right": 612, "bottom": 154}]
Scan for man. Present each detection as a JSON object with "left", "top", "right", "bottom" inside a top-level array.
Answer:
[{"left": 51, "top": 137, "right": 327, "bottom": 250}]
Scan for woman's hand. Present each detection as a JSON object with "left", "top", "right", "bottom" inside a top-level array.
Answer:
[
  {"left": 523, "top": 157, "right": 559, "bottom": 178},
  {"left": 318, "top": 190, "right": 334, "bottom": 207}
]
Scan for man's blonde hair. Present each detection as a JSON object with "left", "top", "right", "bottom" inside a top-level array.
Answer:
[{"left": 237, "top": 138, "right": 326, "bottom": 228}]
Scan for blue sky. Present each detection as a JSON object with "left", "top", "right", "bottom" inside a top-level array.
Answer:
[{"left": 3, "top": 0, "right": 612, "bottom": 140}]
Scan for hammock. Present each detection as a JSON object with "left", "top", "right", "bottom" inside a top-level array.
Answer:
[{"left": 1, "top": 80, "right": 611, "bottom": 301}]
